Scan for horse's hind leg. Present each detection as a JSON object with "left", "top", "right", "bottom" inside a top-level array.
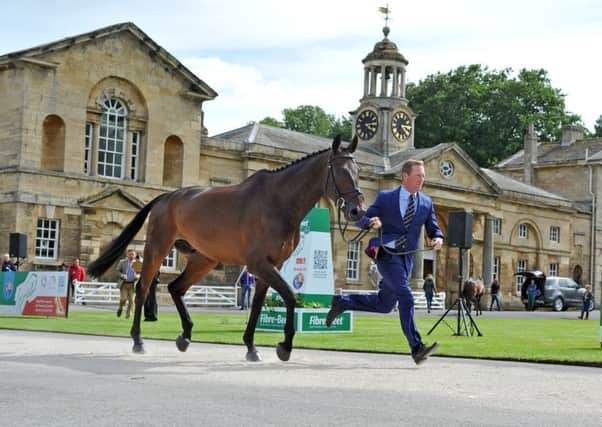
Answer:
[
  {"left": 243, "top": 280, "right": 269, "bottom": 361},
  {"left": 130, "top": 245, "right": 173, "bottom": 354},
  {"left": 168, "top": 251, "right": 217, "bottom": 352}
]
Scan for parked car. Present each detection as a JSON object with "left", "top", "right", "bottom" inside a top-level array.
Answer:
[{"left": 516, "top": 270, "right": 583, "bottom": 311}]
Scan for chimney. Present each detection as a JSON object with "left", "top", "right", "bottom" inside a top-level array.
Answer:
[
  {"left": 561, "top": 124, "right": 584, "bottom": 146},
  {"left": 523, "top": 123, "right": 537, "bottom": 185}
]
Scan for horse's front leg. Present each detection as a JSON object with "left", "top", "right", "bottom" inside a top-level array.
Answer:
[
  {"left": 243, "top": 281, "right": 269, "bottom": 361},
  {"left": 251, "top": 264, "right": 296, "bottom": 361}
]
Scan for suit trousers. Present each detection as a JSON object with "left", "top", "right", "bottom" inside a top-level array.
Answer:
[
  {"left": 119, "top": 282, "right": 135, "bottom": 317},
  {"left": 336, "top": 250, "right": 422, "bottom": 351}
]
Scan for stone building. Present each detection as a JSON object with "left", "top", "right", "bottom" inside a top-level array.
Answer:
[{"left": 0, "top": 22, "right": 592, "bottom": 308}]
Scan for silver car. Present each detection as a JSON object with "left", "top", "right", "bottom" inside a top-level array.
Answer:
[{"left": 517, "top": 271, "right": 583, "bottom": 311}]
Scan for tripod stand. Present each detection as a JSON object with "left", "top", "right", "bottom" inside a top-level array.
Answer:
[{"left": 427, "top": 247, "right": 482, "bottom": 337}]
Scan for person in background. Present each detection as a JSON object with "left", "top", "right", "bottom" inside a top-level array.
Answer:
[
  {"left": 526, "top": 279, "right": 538, "bottom": 311},
  {"left": 2, "top": 254, "right": 16, "bottom": 272},
  {"left": 422, "top": 274, "right": 437, "bottom": 314},
  {"left": 578, "top": 285, "right": 593, "bottom": 320},
  {"left": 489, "top": 279, "right": 501, "bottom": 311},
  {"left": 116, "top": 249, "right": 140, "bottom": 319},
  {"left": 68, "top": 258, "right": 86, "bottom": 302},
  {"left": 240, "top": 269, "right": 255, "bottom": 310}
]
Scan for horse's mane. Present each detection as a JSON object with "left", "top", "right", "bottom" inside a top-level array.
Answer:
[{"left": 264, "top": 147, "right": 331, "bottom": 174}]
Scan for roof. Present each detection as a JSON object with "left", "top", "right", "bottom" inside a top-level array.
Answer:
[
  {"left": 481, "top": 168, "right": 573, "bottom": 207},
  {"left": 0, "top": 22, "right": 217, "bottom": 100},
  {"left": 496, "top": 138, "right": 602, "bottom": 168},
  {"left": 212, "top": 123, "right": 387, "bottom": 169}
]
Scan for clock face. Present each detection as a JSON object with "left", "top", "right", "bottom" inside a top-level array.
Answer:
[
  {"left": 355, "top": 109, "right": 378, "bottom": 140},
  {"left": 391, "top": 111, "right": 412, "bottom": 141}
]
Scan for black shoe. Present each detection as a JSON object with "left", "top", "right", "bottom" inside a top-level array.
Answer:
[
  {"left": 116, "top": 308, "right": 122, "bottom": 318},
  {"left": 412, "top": 342, "right": 440, "bottom": 365},
  {"left": 326, "top": 297, "right": 340, "bottom": 328},
  {"left": 240, "top": 306, "right": 244, "bottom": 310},
  {"left": 144, "top": 317, "right": 158, "bottom": 322}
]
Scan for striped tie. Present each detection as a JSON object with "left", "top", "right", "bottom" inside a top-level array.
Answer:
[{"left": 395, "top": 194, "right": 415, "bottom": 250}]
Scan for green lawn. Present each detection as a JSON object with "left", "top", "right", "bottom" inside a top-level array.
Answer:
[{"left": 1, "top": 311, "right": 601, "bottom": 365}]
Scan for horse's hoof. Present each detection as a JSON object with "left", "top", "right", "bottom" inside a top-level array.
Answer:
[
  {"left": 276, "top": 342, "right": 291, "bottom": 361},
  {"left": 132, "top": 343, "right": 145, "bottom": 354},
  {"left": 245, "top": 350, "right": 262, "bottom": 362},
  {"left": 176, "top": 334, "right": 191, "bottom": 352}
]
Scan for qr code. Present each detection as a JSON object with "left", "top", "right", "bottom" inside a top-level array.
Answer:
[{"left": 313, "top": 250, "right": 328, "bottom": 270}]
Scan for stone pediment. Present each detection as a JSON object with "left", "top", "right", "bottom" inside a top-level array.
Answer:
[
  {"left": 79, "top": 187, "right": 145, "bottom": 211},
  {"left": 422, "top": 144, "right": 499, "bottom": 196},
  {"left": 0, "top": 22, "right": 217, "bottom": 101}
]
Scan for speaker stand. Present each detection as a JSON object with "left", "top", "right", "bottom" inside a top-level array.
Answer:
[{"left": 427, "top": 247, "right": 482, "bottom": 337}]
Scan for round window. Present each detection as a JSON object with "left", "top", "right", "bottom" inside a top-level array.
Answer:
[{"left": 439, "top": 160, "right": 454, "bottom": 178}]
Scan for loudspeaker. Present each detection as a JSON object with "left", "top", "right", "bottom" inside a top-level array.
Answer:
[
  {"left": 448, "top": 211, "right": 473, "bottom": 249},
  {"left": 9, "top": 233, "right": 27, "bottom": 258}
]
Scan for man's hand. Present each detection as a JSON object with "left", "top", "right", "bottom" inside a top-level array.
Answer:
[
  {"left": 430, "top": 237, "right": 443, "bottom": 250},
  {"left": 368, "top": 217, "right": 382, "bottom": 230}
]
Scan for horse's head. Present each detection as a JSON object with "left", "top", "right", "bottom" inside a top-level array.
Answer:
[{"left": 326, "top": 135, "right": 366, "bottom": 221}]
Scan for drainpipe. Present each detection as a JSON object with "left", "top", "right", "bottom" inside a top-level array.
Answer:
[{"left": 587, "top": 148, "right": 596, "bottom": 294}]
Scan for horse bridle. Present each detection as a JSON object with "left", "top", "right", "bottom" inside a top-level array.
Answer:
[{"left": 326, "top": 154, "right": 369, "bottom": 242}]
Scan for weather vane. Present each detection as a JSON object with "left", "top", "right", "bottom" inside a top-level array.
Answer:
[{"left": 379, "top": 4, "right": 391, "bottom": 27}]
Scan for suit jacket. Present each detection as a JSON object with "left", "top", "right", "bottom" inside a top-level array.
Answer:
[
  {"left": 116, "top": 259, "right": 140, "bottom": 286},
  {"left": 357, "top": 187, "right": 444, "bottom": 253}
]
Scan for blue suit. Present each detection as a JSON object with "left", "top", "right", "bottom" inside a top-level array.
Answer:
[{"left": 336, "top": 187, "right": 443, "bottom": 352}]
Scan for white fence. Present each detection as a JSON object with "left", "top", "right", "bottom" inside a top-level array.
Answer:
[
  {"left": 183, "top": 285, "right": 238, "bottom": 307},
  {"left": 74, "top": 281, "right": 120, "bottom": 305},
  {"left": 73, "top": 281, "right": 239, "bottom": 308},
  {"left": 337, "top": 288, "right": 446, "bottom": 310}
]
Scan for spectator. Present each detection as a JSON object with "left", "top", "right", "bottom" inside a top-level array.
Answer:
[
  {"left": 116, "top": 249, "right": 140, "bottom": 319},
  {"left": 144, "top": 272, "right": 160, "bottom": 322},
  {"left": 1, "top": 254, "right": 16, "bottom": 272},
  {"left": 526, "top": 279, "right": 538, "bottom": 311},
  {"left": 240, "top": 269, "right": 255, "bottom": 310},
  {"left": 422, "top": 274, "right": 437, "bottom": 313},
  {"left": 578, "top": 285, "right": 593, "bottom": 320},
  {"left": 489, "top": 279, "right": 501, "bottom": 311},
  {"left": 68, "top": 258, "right": 86, "bottom": 301}
]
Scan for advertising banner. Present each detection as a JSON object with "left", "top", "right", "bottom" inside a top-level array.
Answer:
[
  {"left": 0, "top": 271, "right": 69, "bottom": 317},
  {"left": 280, "top": 208, "right": 334, "bottom": 305},
  {"left": 257, "top": 308, "right": 352, "bottom": 333}
]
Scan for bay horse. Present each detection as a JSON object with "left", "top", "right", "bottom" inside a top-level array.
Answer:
[
  {"left": 463, "top": 278, "right": 485, "bottom": 316},
  {"left": 87, "top": 135, "right": 365, "bottom": 361}
]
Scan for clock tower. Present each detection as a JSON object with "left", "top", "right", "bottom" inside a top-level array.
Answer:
[{"left": 351, "top": 24, "right": 416, "bottom": 156}]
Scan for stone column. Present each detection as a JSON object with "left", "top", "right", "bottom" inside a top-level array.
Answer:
[
  {"left": 380, "top": 66, "right": 386, "bottom": 96},
  {"left": 412, "top": 227, "right": 425, "bottom": 288},
  {"left": 392, "top": 68, "right": 399, "bottom": 97},
  {"left": 363, "top": 68, "right": 369, "bottom": 97},
  {"left": 482, "top": 215, "right": 494, "bottom": 286},
  {"left": 370, "top": 67, "right": 377, "bottom": 96},
  {"left": 400, "top": 69, "right": 406, "bottom": 98}
]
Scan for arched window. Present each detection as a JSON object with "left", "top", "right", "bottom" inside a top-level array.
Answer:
[{"left": 97, "top": 99, "right": 128, "bottom": 178}]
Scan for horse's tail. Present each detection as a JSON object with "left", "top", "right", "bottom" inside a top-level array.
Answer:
[{"left": 87, "top": 193, "right": 167, "bottom": 277}]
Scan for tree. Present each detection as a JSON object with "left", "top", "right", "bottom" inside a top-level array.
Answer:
[
  {"left": 406, "top": 65, "right": 580, "bottom": 166},
  {"left": 259, "top": 117, "right": 283, "bottom": 128},
  {"left": 260, "top": 105, "right": 352, "bottom": 141},
  {"left": 595, "top": 115, "right": 602, "bottom": 137}
]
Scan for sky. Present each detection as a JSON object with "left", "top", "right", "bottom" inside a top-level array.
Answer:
[{"left": 1, "top": 0, "right": 601, "bottom": 136}]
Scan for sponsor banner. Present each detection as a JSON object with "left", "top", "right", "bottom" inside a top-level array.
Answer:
[
  {"left": 280, "top": 207, "right": 334, "bottom": 299},
  {"left": 0, "top": 271, "right": 69, "bottom": 317},
  {"left": 257, "top": 308, "right": 352, "bottom": 333}
]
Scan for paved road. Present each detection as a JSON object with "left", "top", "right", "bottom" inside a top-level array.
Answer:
[{"left": 1, "top": 329, "right": 601, "bottom": 427}]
